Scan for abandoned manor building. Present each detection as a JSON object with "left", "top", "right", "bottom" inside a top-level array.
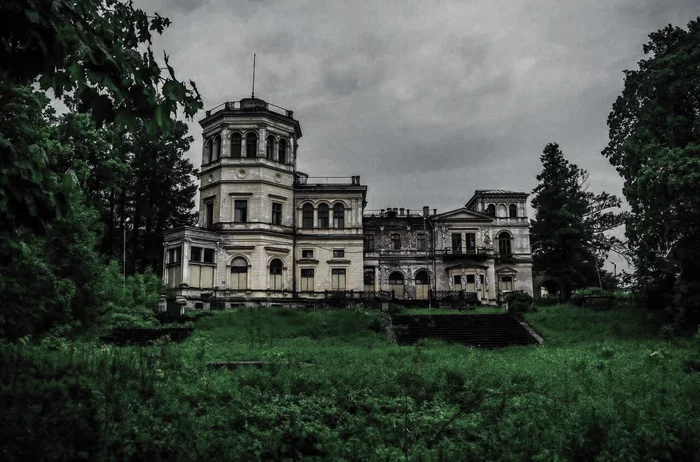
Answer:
[{"left": 162, "top": 97, "right": 534, "bottom": 306}]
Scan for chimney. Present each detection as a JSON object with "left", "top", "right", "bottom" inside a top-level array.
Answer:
[
  {"left": 380, "top": 209, "right": 385, "bottom": 216},
  {"left": 433, "top": 208, "right": 437, "bottom": 216},
  {"left": 423, "top": 206, "right": 430, "bottom": 217},
  {"left": 399, "top": 208, "right": 405, "bottom": 216},
  {"left": 406, "top": 209, "right": 410, "bottom": 217}
]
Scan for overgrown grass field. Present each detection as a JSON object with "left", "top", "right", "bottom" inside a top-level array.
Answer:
[{"left": 2, "top": 305, "right": 699, "bottom": 460}]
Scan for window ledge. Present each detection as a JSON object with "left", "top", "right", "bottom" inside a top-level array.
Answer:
[
  {"left": 327, "top": 259, "right": 351, "bottom": 264},
  {"left": 189, "top": 261, "right": 217, "bottom": 266}
]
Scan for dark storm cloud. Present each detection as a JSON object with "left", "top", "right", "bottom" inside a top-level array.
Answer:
[{"left": 137, "top": 0, "right": 699, "bottom": 271}]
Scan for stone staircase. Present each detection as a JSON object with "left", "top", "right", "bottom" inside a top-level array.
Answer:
[{"left": 391, "top": 314, "right": 540, "bottom": 348}]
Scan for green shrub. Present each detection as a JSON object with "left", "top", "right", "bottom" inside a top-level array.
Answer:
[
  {"left": 505, "top": 291, "right": 535, "bottom": 314},
  {"left": 534, "top": 295, "right": 559, "bottom": 307},
  {"left": 571, "top": 287, "right": 605, "bottom": 306}
]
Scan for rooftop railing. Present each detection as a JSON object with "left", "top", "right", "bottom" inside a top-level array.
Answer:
[
  {"left": 295, "top": 176, "right": 361, "bottom": 186},
  {"left": 204, "top": 99, "right": 294, "bottom": 119}
]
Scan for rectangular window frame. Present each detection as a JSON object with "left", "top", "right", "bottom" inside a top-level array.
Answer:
[
  {"left": 300, "top": 268, "right": 315, "bottom": 292},
  {"left": 271, "top": 202, "right": 282, "bottom": 225},
  {"left": 301, "top": 249, "right": 314, "bottom": 259},
  {"left": 234, "top": 200, "right": 248, "bottom": 223},
  {"left": 332, "top": 249, "right": 345, "bottom": 258},
  {"left": 331, "top": 268, "right": 346, "bottom": 290},
  {"left": 364, "top": 234, "right": 374, "bottom": 252},
  {"left": 391, "top": 233, "right": 401, "bottom": 250},
  {"left": 417, "top": 233, "right": 426, "bottom": 251}
]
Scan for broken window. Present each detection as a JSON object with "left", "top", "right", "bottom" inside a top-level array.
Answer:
[{"left": 417, "top": 233, "right": 426, "bottom": 251}]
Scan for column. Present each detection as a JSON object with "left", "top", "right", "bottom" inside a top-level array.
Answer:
[
  {"left": 220, "top": 128, "right": 229, "bottom": 157},
  {"left": 182, "top": 240, "right": 191, "bottom": 287}
]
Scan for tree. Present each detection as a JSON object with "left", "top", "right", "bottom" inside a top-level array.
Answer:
[
  {"left": 531, "top": 143, "right": 626, "bottom": 300},
  {"left": 603, "top": 18, "right": 700, "bottom": 324}
]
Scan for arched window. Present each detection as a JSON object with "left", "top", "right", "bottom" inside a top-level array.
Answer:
[
  {"left": 213, "top": 135, "right": 221, "bottom": 161},
  {"left": 231, "top": 133, "right": 242, "bottom": 158},
  {"left": 498, "top": 232, "right": 512, "bottom": 256},
  {"left": 246, "top": 132, "right": 257, "bottom": 158},
  {"left": 497, "top": 204, "right": 507, "bottom": 217},
  {"left": 486, "top": 204, "right": 496, "bottom": 217},
  {"left": 317, "top": 203, "right": 329, "bottom": 228},
  {"left": 389, "top": 272, "right": 405, "bottom": 299},
  {"left": 302, "top": 203, "right": 314, "bottom": 229},
  {"left": 279, "top": 139, "right": 288, "bottom": 164},
  {"left": 333, "top": 203, "right": 345, "bottom": 229},
  {"left": 509, "top": 204, "right": 517, "bottom": 218},
  {"left": 266, "top": 135, "right": 275, "bottom": 160},
  {"left": 230, "top": 257, "right": 248, "bottom": 290},
  {"left": 205, "top": 139, "right": 213, "bottom": 164},
  {"left": 269, "top": 259, "right": 283, "bottom": 290},
  {"left": 415, "top": 271, "right": 430, "bottom": 300}
]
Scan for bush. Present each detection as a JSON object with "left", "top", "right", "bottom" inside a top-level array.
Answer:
[
  {"left": 505, "top": 292, "right": 535, "bottom": 315},
  {"left": 571, "top": 287, "right": 605, "bottom": 306},
  {"left": 534, "top": 295, "right": 559, "bottom": 307}
]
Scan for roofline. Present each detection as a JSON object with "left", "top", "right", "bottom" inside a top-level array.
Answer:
[{"left": 199, "top": 109, "right": 303, "bottom": 139}]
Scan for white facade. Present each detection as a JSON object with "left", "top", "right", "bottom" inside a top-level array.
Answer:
[{"left": 162, "top": 98, "right": 533, "bottom": 306}]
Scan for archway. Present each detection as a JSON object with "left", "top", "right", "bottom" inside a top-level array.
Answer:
[
  {"left": 415, "top": 271, "right": 430, "bottom": 300},
  {"left": 388, "top": 271, "right": 405, "bottom": 299}
]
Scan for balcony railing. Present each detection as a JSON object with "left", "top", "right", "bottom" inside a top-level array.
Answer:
[
  {"left": 204, "top": 99, "right": 294, "bottom": 118},
  {"left": 295, "top": 176, "right": 361, "bottom": 186},
  {"left": 440, "top": 247, "right": 491, "bottom": 257}
]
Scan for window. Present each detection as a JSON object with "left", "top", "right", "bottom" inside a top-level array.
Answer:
[
  {"left": 451, "top": 233, "right": 462, "bottom": 253},
  {"left": 266, "top": 135, "right": 275, "bottom": 160},
  {"left": 234, "top": 200, "right": 248, "bottom": 223},
  {"left": 333, "top": 249, "right": 345, "bottom": 258},
  {"left": 168, "top": 247, "right": 181, "bottom": 264},
  {"left": 331, "top": 268, "right": 346, "bottom": 290},
  {"left": 498, "top": 232, "right": 512, "bottom": 256},
  {"left": 230, "top": 257, "right": 248, "bottom": 290},
  {"left": 301, "top": 249, "right": 314, "bottom": 259},
  {"left": 453, "top": 275, "right": 462, "bottom": 288},
  {"left": 415, "top": 271, "right": 429, "bottom": 300},
  {"left": 318, "top": 203, "right": 329, "bottom": 228},
  {"left": 231, "top": 133, "right": 242, "bottom": 158},
  {"left": 205, "top": 202, "right": 214, "bottom": 229},
  {"left": 203, "top": 248, "right": 215, "bottom": 263},
  {"left": 300, "top": 268, "right": 314, "bottom": 292},
  {"left": 486, "top": 204, "right": 496, "bottom": 217},
  {"left": 364, "top": 234, "right": 374, "bottom": 252},
  {"left": 279, "top": 138, "right": 287, "bottom": 164},
  {"left": 205, "top": 139, "right": 213, "bottom": 164},
  {"left": 364, "top": 269, "right": 375, "bottom": 292},
  {"left": 500, "top": 276, "right": 514, "bottom": 291},
  {"left": 302, "top": 203, "right": 314, "bottom": 229},
  {"left": 389, "top": 272, "right": 404, "bottom": 299},
  {"left": 190, "top": 246, "right": 201, "bottom": 262},
  {"left": 466, "top": 233, "right": 476, "bottom": 252},
  {"left": 213, "top": 135, "right": 221, "bottom": 161},
  {"left": 417, "top": 233, "right": 426, "bottom": 251},
  {"left": 269, "top": 259, "right": 283, "bottom": 290},
  {"left": 272, "top": 203, "right": 282, "bottom": 225},
  {"left": 333, "top": 203, "right": 345, "bottom": 229},
  {"left": 509, "top": 204, "right": 517, "bottom": 218},
  {"left": 246, "top": 132, "right": 257, "bottom": 157},
  {"left": 391, "top": 233, "right": 401, "bottom": 250},
  {"left": 466, "top": 274, "right": 476, "bottom": 292}
]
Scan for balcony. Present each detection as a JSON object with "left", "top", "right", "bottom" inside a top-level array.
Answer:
[{"left": 440, "top": 247, "right": 492, "bottom": 261}]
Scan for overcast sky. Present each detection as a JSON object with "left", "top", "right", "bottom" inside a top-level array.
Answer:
[{"left": 141, "top": 0, "right": 697, "bottom": 269}]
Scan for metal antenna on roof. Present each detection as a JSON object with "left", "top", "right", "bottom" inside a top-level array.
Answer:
[{"left": 251, "top": 53, "right": 256, "bottom": 98}]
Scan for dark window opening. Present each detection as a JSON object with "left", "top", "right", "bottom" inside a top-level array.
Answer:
[
  {"left": 279, "top": 138, "right": 287, "bottom": 164},
  {"left": 231, "top": 133, "right": 242, "bottom": 158},
  {"left": 364, "top": 234, "right": 374, "bottom": 252},
  {"left": 205, "top": 202, "right": 214, "bottom": 229},
  {"left": 246, "top": 133, "right": 257, "bottom": 158},
  {"left": 266, "top": 135, "right": 275, "bottom": 160},
  {"left": 234, "top": 200, "right": 248, "bottom": 223},
  {"left": 451, "top": 233, "right": 462, "bottom": 253},
  {"left": 391, "top": 233, "right": 401, "bottom": 250},
  {"left": 331, "top": 268, "right": 346, "bottom": 290},
  {"left": 498, "top": 232, "right": 512, "bottom": 255},
  {"left": 318, "top": 203, "right": 329, "bottom": 228},
  {"left": 272, "top": 203, "right": 282, "bottom": 225},
  {"left": 333, "top": 249, "right": 345, "bottom": 258},
  {"left": 417, "top": 233, "right": 426, "bottom": 251},
  {"left": 333, "top": 203, "right": 345, "bottom": 229},
  {"left": 486, "top": 204, "right": 496, "bottom": 217},
  {"left": 302, "top": 249, "right": 314, "bottom": 259},
  {"left": 509, "top": 204, "right": 517, "bottom": 218},
  {"left": 466, "top": 233, "right": 476, "bottom": 252},
  {"left": 203, "top": 248, "right": 215, "bottom": 263},
  {"left": 302, "top": 204, "right": 314, "bottom": 229}
]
